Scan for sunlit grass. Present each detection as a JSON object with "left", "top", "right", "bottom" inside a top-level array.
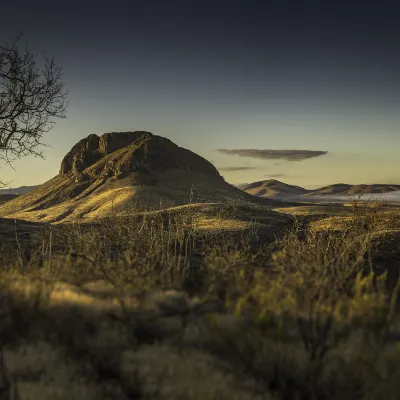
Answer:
[{"left": 0, "top": 199, "right": 399, "bottom": 398}]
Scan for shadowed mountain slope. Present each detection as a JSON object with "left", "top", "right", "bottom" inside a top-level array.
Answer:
[
  {"left": 0, "top": 194, "right": 19, "bottom": 205},
  {"left": 0, "top": 131, "right": 285, "bottom": 223}
]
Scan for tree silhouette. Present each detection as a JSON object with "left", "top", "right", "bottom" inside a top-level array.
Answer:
[{"left": 0, "top": 35, "right": 68, "bottom": 186}]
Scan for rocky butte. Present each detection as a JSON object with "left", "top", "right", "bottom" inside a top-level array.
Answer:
[{"left": 0, "top": 131, "right": 282, "bottom": 223}]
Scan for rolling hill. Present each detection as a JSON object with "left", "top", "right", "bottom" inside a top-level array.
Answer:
[{"left": 237, "top": 179, "right": 309, "bottom": 200}]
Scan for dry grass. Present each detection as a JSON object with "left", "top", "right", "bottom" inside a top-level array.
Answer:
[
  {"left": 0, "top": 165, "right": 275, "bottom": 223},
  {"left": 273, "top": 204, "right": 353, "bottom": 217},
  {"left": 0, "top": 199, "right": 399, "bottom": 399}
]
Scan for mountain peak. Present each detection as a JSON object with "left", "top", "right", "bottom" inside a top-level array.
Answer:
[
  {"left": 59, "top": 131, "right": 154, "bottom": 176},
  {"left": 0, "top": 131, "right": 281, "bottom": 222}
]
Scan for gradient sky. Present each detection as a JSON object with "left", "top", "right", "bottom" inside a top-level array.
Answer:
[{"left": 1, "top": 0, "right": 399, "bottom": 188}]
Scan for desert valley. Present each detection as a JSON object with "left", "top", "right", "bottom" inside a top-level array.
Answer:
[
  {"left": 0, "top": 131, "right": 400, "bottom": 399},
  {"left": 1, "top": 1, "right": 400, "bottom": 399}
]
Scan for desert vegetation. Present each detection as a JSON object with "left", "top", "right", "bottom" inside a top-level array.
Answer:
[{"left": 0, "top": 198, "right": 399, "bottom": 399}]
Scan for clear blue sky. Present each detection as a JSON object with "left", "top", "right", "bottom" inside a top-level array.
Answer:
[{"left": 1, "top": 0, "right": 399, "bottom": 188}]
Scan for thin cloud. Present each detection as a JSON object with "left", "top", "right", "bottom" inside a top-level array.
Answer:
[
  {"left": 264, "top": 173, "right": 288, "bottom": 178},
  {"left": 217, "top": 149, "right": 328, "bottom": 161},
  {"left": 218, "top": 166, "right": 257, "bottom": 171}
]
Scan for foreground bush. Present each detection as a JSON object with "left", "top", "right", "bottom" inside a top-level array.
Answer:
[{"left": 0, "top": 200, "right": 399, "bottom": 399}]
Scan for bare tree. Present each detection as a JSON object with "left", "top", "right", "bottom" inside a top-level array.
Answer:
[{"left": 0, "top": 35, "right": 68, "bottom": 186}]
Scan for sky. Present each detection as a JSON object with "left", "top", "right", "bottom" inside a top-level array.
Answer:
[{"left": 1, "top": 0, "right": 399, "bottom": 189}]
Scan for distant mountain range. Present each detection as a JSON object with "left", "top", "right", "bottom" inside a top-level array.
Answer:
[
  {"left": 0, "top": 185, "right": 38, "bottom": 195},
  {"left": 237, "top": 180, "right": 400, "bottom": 202},
  {"left": 304, "top": 183, "right": 400, "bottom": 196},
  {"left": 2, "top": 177, "right": 400, "bottom": 212}
]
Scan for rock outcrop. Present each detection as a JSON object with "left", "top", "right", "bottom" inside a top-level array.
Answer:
[
  {"left": 59, "top": 131, "right": 222, "bottom": 183},
  {"left": 60, "top": 132, "right": 150, "bottom": 176}
]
